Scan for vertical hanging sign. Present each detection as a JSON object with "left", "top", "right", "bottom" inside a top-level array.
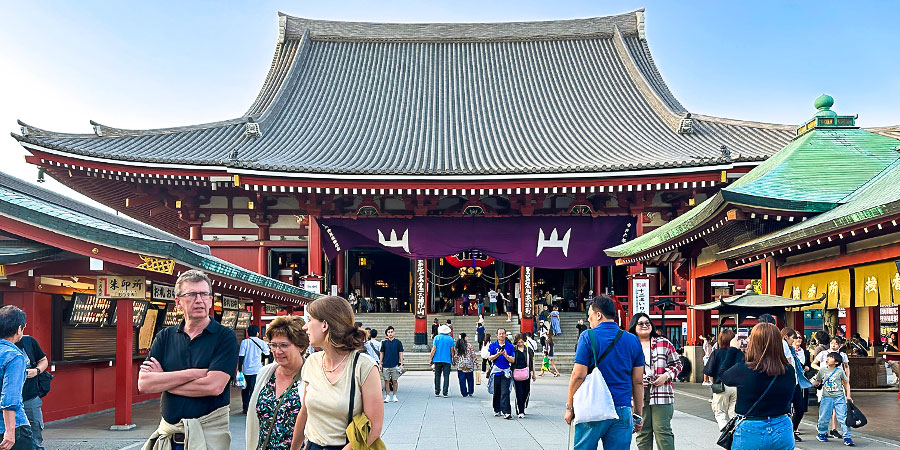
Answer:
[
  {"left": 522, "top": 267, "right": 534, "bottom": 318},
  {"left": 415, "top": 260, "right": 427, "bottom": 319},
  {"left": 632, "top": 277, "right": 650, "bottom": 315}
]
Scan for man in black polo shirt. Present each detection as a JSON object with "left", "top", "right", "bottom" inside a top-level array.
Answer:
[
  {"left": 138, "top": 270, "right": 237, "bottom": 449},
  {"left": 17, "top": 335, "right": 48, "bottom": 450}
]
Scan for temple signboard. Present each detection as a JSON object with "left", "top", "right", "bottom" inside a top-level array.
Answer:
[
  {"left": 415, "top": 260, "right": 427, "bottom": 319},
  {"left": 96, "top": 276, "right": 146, "bottom": 299},
  {"left": 521, "top": 267, "right": 534, "bottom": 318}
]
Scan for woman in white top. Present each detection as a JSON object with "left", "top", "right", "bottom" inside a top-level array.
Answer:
[{"left": 291, "top": 296, "right": 383, "bottom": 450}]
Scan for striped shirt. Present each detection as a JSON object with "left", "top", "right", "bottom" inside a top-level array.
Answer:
[{"left": 644, "top": 336, "right": 682, "bottom": 405}]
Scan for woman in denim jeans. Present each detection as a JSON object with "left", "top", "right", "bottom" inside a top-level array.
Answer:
[{"left": 720, "top": 323, "right": 797, "bottom": 450}]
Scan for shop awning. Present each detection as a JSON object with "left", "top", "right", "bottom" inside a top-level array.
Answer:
[
  {"left": 689, "top": 291, "right": 820, "bottom": 311},
  {"left": 782, "top": 269, "right": 851, "bottom": 310},
  {"left": 854, "top": 262, "right": 900, "bottom": 306}
]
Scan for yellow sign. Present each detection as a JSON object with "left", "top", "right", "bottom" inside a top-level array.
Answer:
[
  {"left": 96, "top": 276, "right": 146, "bottom": 299},
  {"left": 0, "top": 265, "right": 5, "bottom": 277}
]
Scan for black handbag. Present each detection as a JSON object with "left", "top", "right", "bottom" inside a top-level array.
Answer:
[
  {"left": 711, "top": 381, "right": 726, "bottom": 394},
  {"left": 717, "top": 376, "right": 777, "bottom": 449},
  {"left": 845, "top": 400, "right": 867, "bottom": 428}
]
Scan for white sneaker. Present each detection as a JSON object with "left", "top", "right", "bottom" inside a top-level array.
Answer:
[
  {"left": 506, "top": 319, "right": 511, "bottom": 322},
  {"left": 517, "top": 413, "right": 524, "bottom": 419},
  {"left": 702, "top": 381, "right": 712, "bottom": 386},
  {"left": 393, "top": 396, "right": 398, "bottom": 402},
  {"left": 384, "top": 395, "right": 390, "bottom": 403}
]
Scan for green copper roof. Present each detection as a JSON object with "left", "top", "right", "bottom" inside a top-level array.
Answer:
[
  {"left": 0, "top": 173, "right": 319, "bottom": 302},
  {"left": 720, "top": 158, "right": 900, "bottom": 259},
  {"left": 0, "top": 240, "right": 62, "bottom": 265},
  {"left": 606, "top": 98, "right": 900, "bottom": 260}
]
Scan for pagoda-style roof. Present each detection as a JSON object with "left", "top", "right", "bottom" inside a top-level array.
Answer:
[
  {"left": 0, "top": 172, "right": 320, "bottom": 303},
  {"left": 720, "top": 158, "right": 900, "bottom": 261},
  {"left": 606, "top": 96, "right": 900, "bottom": 263},
  {"left": 13, "top": 10, "right": 808, "bottom": 180}
]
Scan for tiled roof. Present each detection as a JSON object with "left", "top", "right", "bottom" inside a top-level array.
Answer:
[
  {"left": 719, "top": 158, "right": 900, "bottom": 259},
  {"left": 0, "top": 239, "right": 61, "bottom": 265},
  {"left": 0, "top": 173, "right": 319, "bottom": 300},
  {"left": 13, "top": 11, "right": 815, "bottom": 178},
  {"left": 606, "top": 126, "right": 900, "bottom": 259}
]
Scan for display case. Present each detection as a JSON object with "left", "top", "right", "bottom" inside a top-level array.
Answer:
[
  {"left": 220, "top": 310, "right": 239, "bottom": 329},
  {"left": 162, "top": 303, "right": 184, "bottom": 327},
  {"left": 236, "top": 311, "right": 251, "bottom": 330},
  {"left": 67, "top": 293, "right": 113, "bottom": 327},
  {"left": 110, "top": 300, "right": 150, "bottom": 328}
]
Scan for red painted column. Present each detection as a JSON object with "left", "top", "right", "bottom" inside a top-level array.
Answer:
[
  {"left": 592, "top": 266, "right": 603, "bottom": 296},
  {"left": 258, "top": 225, "right": 270, "bottom": 278},
  {"left": 335, "top": 251, "right": 346, "bottom": 296},
  {"left": 189, "top": 224, "right": 202, "bottom": 241},
  {"left": 114, "top": 299, "right": 134, "bottom": 428},
  {"left": 252, "top": 299, "right": 263, "bottom": 331},
  {"left": 845, "top": 304, "right": 857, "bottom": 338},
  {"left": 686, "top": 259, "right": 706, "bottom": 346},
  {"left": 869, "top": 307, "right": 880, "bottom": 347},
  {"left": 519, "top": 267, "right": 535, "bottom": 333},
  {"left": 308, "top": 216, "right": 323, "bottom": 277},
  {"left": 285, "top": 305, "right": 293, "bottom": 315}
]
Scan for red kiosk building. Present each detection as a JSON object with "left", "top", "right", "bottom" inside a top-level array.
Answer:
[{"left": 13, "top": 10, "right": 838, "bottom": 347}]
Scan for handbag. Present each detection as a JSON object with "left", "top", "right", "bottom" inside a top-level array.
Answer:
[
  {"left": 513, "top": 348, "right": 532, "bottom": 381},
  {"left": 710, "top": 381, "right": 726, "bottom": 394},
  {"left": 573, "top": 329, "right": 622, "bottom": 425},
  {"left": 234, "top": 371, "right": 247, "bottom": 389},
  {"left": 845, "top": 400, "right": 867, "bottom": 428},
  {"left": 480, "top": 345, "right": 490, "bottom": 359},
  {"left": 716, "top": 376, "right": 777, "bottom": 449},
  {"left": 475, "top": 370, "right": 482, "bottom": 385},
  {"left": 36, "top": 371, "right": 53, "bottom": 398}
]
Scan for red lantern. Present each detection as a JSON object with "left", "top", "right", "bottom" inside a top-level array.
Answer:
[{"left": 444, "top": 250, "right": 494, "bottom": 268}]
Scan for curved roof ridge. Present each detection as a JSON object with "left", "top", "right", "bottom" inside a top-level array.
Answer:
[
  {"left": 691, "top": 114, "right": 796, "bottom": 131},
  {"left": 15, "top": 119, "right": 96, "bottom": 139},
  {"left": 86, "top": 118, "right": 248, "bottom": 137},
  {"left": 610, "top": 25, "right": 683, "bottom": 133},
  {"left": 278, "top": 10, "right": 643, "bottom": 42},
  {"left": 245, "top": 29, "right": 310, "bottom": 116}
]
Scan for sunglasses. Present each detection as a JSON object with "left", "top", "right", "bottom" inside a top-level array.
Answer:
[{"left": 636, "top": 321, "right": 652, "bottom": 327}]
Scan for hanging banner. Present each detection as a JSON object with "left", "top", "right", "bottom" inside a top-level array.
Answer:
[
  {"left": 318, "top": 216, "right": 635, "bottom": 269},
  {"left": 632, "top": 277, "right": 650, "bottom": 315},
  {"left": 521, "top": 267, "right": 534, "bottom": 318},
  {"left": 414, "top": 260, "right": 427, "bottom": 319}
]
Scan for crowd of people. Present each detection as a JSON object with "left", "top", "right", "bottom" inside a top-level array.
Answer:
[{"left": 4, "top": 270, "right": 892, "bottom": 449}]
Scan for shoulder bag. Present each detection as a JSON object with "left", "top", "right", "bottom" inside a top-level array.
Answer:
[
  {"left": 259, "top": 368, "right": 303, "bottom": 450},
  {"left": 710, "top": 350, "right": 732, "bottom": 394},
  {"left": 513, "top": 348, "right": 531, "bottom": 381},
  {"left": 716, "top": 376, "right": 777, "bottom": 449},
  {"left": 573, "top": 329, "right": 623, "bottom": 424},
  {"left": 346, "top": 352, "right": 363, "bottom": 449},
  {"left": 250, "top": 337, "right": 268, "bottom": 365}
]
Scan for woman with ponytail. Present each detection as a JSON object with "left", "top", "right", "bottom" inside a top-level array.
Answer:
[{"left": 291, "top": 296, "right": 384, "bottom": 450}]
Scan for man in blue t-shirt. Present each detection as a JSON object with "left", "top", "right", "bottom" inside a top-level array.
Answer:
[
  {"left": 488, "top": 328, "right": 516, "bottom": 418},
  {"left": 430, "top": 325, "right": 455, "bottom": 397},
  {"left": 565, "top": 295, "right": 644, "bottom": 450}
]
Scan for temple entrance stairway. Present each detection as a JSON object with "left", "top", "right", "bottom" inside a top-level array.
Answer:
[{"left": 353, "top": 311, "right": 588, "bottom": 372}]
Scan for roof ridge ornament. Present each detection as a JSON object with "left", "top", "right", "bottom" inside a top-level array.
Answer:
[
  {"left": 245, "top": 118, "right": 261, "bottom": 138},
  {"left": 635, "top": 10, "right": 646, "bottom": 40},
  {"left": 93, "top": 123, "right": 103, "bottom": 137},
  {"left": 795, "top": 94, "right": 857, "bottom": 137},
  {"left": 678, "top": 113, "right": 693, "bottom": 134},
  {"left": 278, "top": 15, "right": 287, "bottom": 44}
]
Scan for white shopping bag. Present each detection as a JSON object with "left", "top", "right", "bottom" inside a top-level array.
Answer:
[{"left": 573, "top": 329, "right": 621, "bottom": 424}]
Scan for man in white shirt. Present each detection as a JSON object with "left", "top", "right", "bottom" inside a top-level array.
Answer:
[
  {"left": 488, "top": 289, "right": 498, "bottom": 316},
  {"left": 238, "top": 324, "right": 271, "bottom": 414}
]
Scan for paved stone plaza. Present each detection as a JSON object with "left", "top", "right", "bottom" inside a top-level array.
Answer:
[{"left": 41, "top": 372, "right": 899, "bottom": 449}]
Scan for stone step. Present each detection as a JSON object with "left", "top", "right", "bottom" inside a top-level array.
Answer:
[{"left": 397, "top": 351, "right": 575, "bottom": 373}]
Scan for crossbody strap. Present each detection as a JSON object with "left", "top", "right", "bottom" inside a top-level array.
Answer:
[
  {"left": 743, "top": 376, "right": 777, "bottom": 417},
  {"left": 824, "top": 367, "right": 840, "bottom": 384},
  {"left": 587, "top": 328, "right": 624, "bottom": 369},
  {"left": 260, "top": 368, "right": 303, "bottom": 450},
  {"left": 250, "top": 337, "right": 264, "bottom": 352},
  {"left": 347, "top": 352, "right": 361, "bottom": 426}
]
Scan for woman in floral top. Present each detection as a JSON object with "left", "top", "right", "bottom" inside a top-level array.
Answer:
[
  {"left": 628, "top": 312, "right": 682, "bottom": 450},
  {"left": 452, "top": 333, "right": 476, "bottom": 397},
  {"left": 246, "top": 316, "right": 310, "bottom": 449}
]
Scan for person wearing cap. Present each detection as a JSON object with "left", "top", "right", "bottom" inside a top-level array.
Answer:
[{"left": 430, "top": 325, "right": 455, "bottom": 397}]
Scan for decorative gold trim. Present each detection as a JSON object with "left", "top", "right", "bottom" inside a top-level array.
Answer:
[{"left": 137, "top": 255, "right": 175, "bottom": 275}]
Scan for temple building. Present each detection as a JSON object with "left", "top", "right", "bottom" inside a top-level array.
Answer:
[
  {"left": 15, "top": 9, "right": 896, "bottom": 348},
  {"left": 607, "top": 95, "right": 900, "bottom": 385}
]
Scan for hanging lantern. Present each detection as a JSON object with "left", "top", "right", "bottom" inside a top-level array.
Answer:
[{"left": 445, "top": 250, "right": 494, "bottom": 268}]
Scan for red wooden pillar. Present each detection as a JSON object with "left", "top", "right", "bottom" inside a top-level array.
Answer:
[
  {"left": 189, "top": 223, "right": 202, "bottom": 241},
  {"left": 686, "top": 259, "right": 710, "bottom": 346},
  {"left": 113, "top": 299, "right": 134, "bottom": 429},
  {"left": 845, "top": 305, "right": 857, "bottom": 338},
  {"left": 252, "top": 298, "right": 263, "bottom": 331},
  {"left": 285, "top": 305, "right": 293, "bottom": 315},
  {"left": 592, "top": 266, "right": 603, "bottom": 296},
  {"left": 519, "top": 267, "right": 535, "bottom": 333},
  {"left": 335, "top": 251, "right": 346, "bottom": 296},
  {"left": 258, "top": 225, "right": 270, "bottom": 278},
  {"left": 869, "top": 307, "right": 880, "bottom": 347},
  {"left": 308, "top": 216, "right": 323, "bottom": 277}
]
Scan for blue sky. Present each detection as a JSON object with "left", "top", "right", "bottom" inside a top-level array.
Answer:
[{"left": 1, "top": 1, "right": 898, "bottom": 204}]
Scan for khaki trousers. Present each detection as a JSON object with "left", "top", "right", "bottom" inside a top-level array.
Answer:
[{"left": 711, "top": 385, "right": 737, "bottom": 430}]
